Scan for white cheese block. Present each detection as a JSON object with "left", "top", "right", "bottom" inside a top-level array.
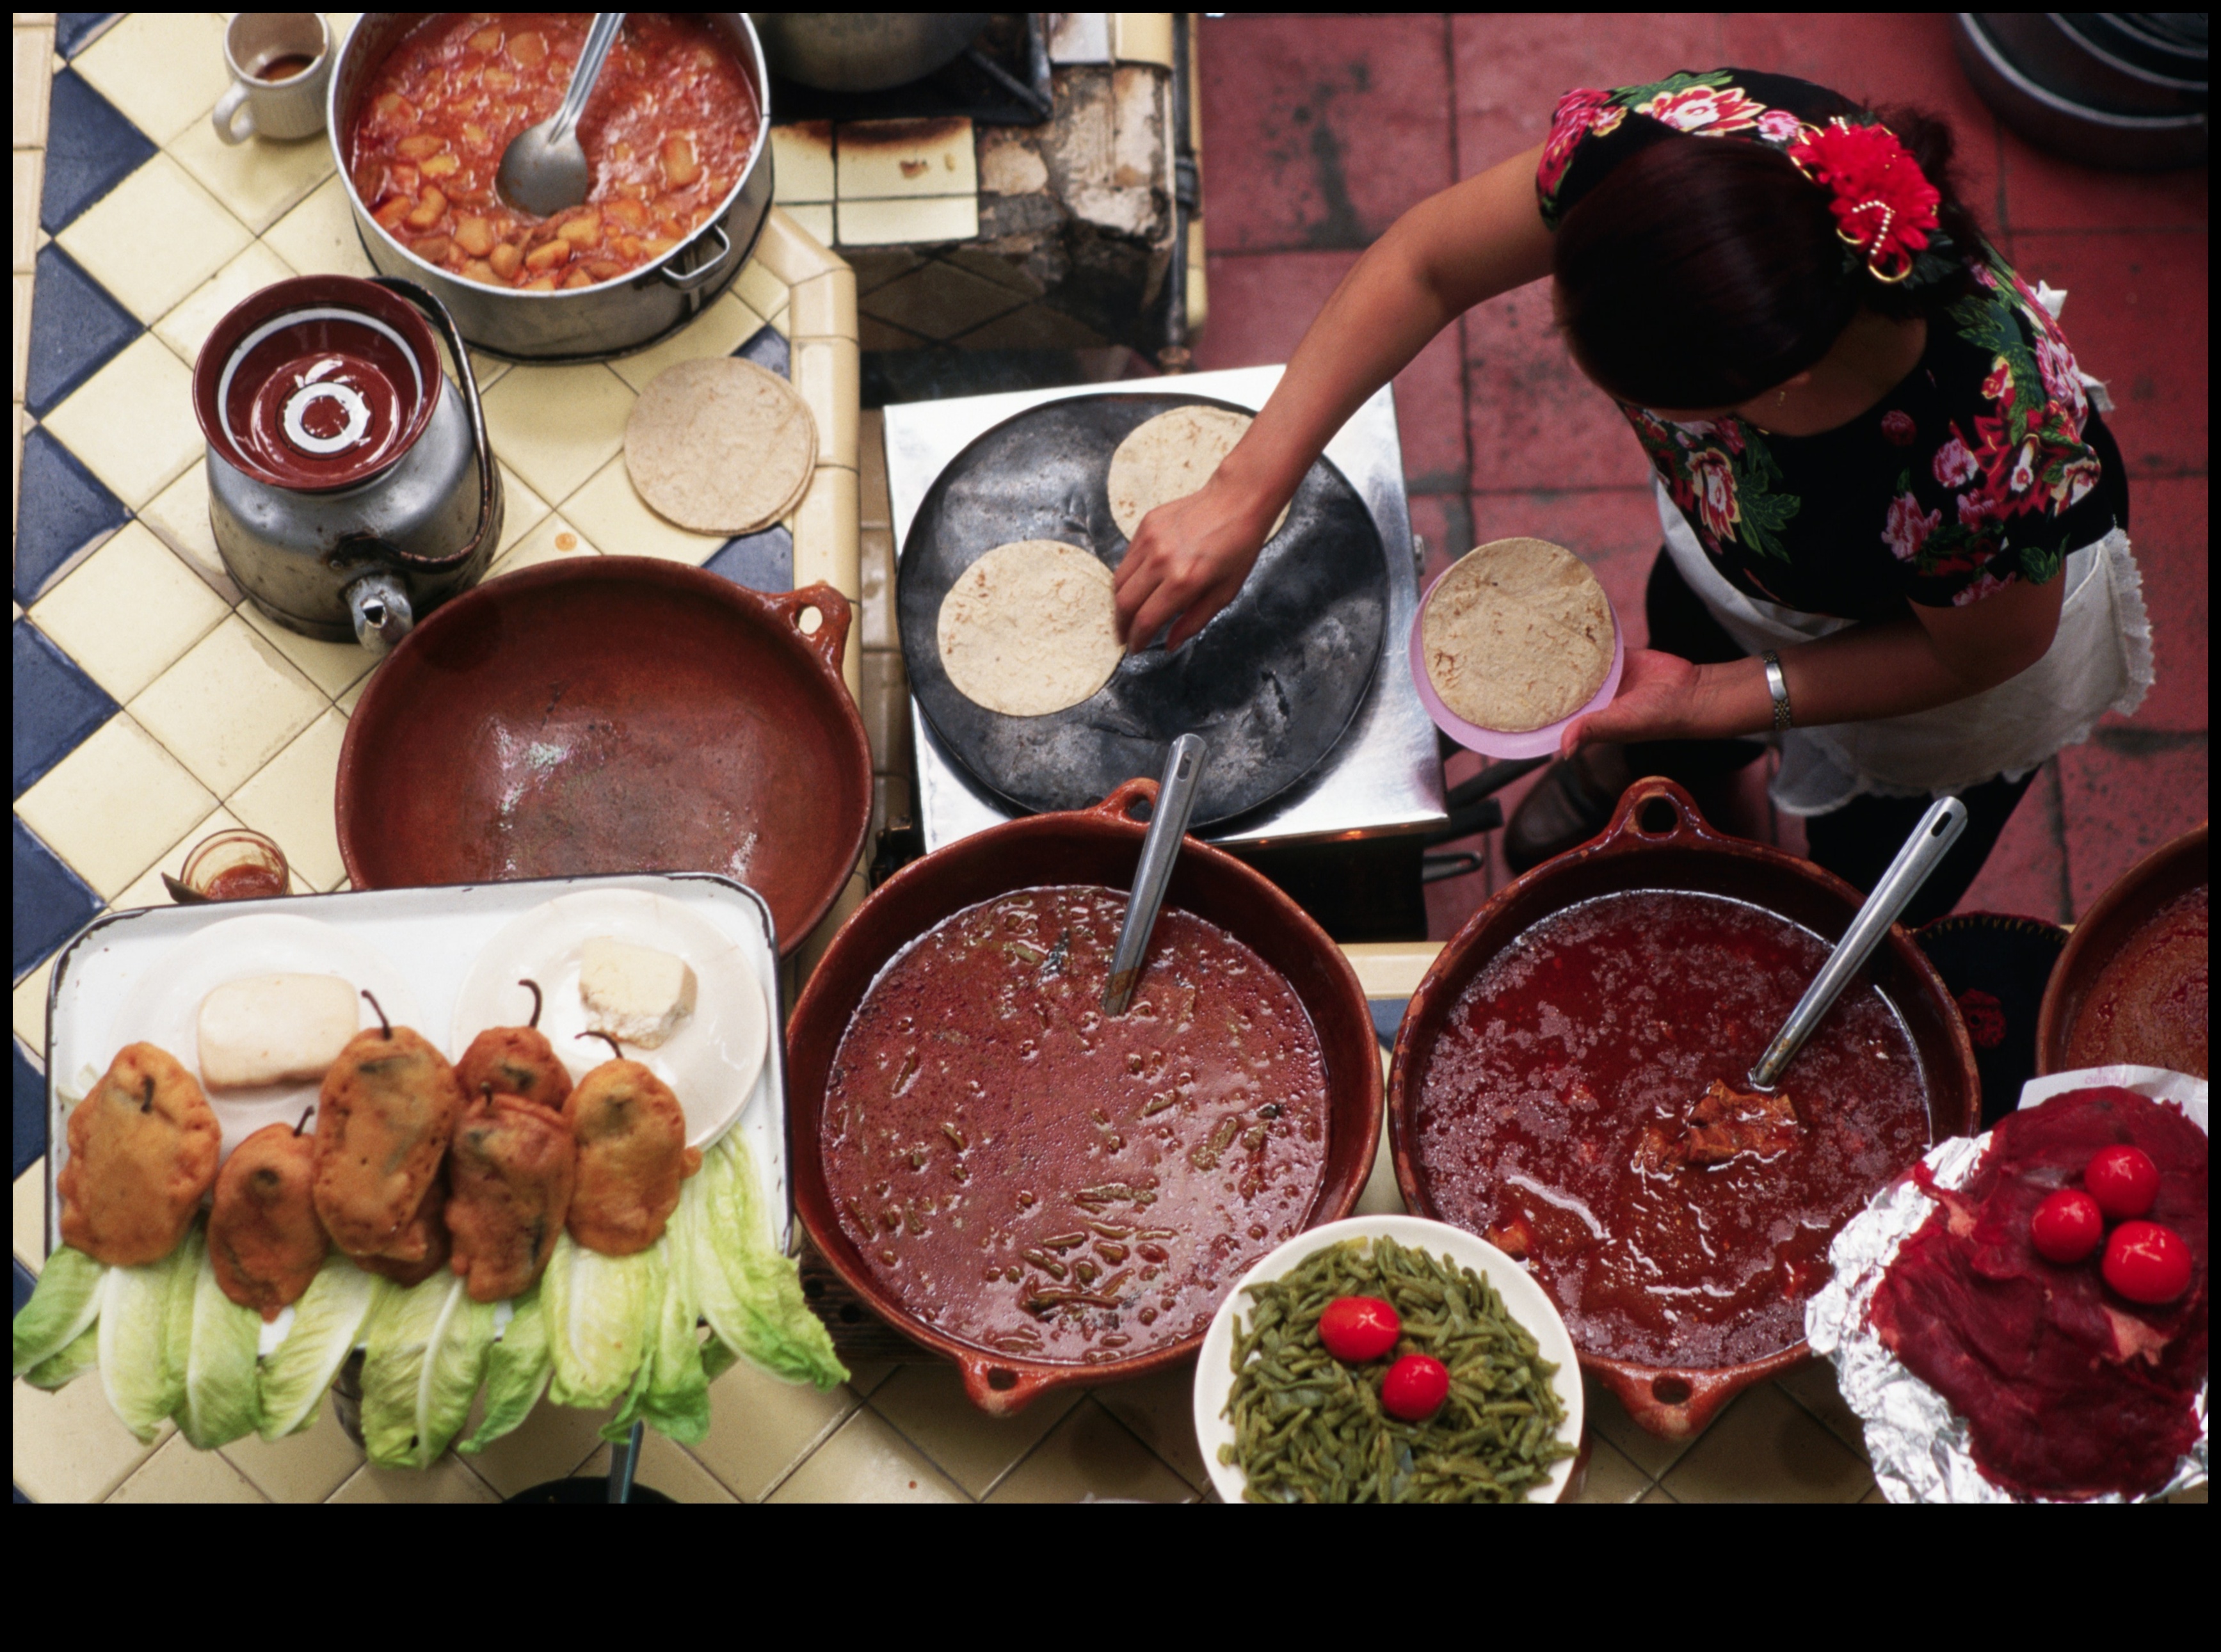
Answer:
[
  {"left": 579, "top": 937, "right": 698, "bottom": 1049},
  {"left": 197, "top": 974, "right": 360, "bottom": 1089}
]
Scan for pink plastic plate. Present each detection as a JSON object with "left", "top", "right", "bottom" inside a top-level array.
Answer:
[{"left": 1407, "top": 563, "right": 1626, "bottom": 760}]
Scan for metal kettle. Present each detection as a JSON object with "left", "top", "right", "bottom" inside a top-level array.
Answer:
[{"left": 192, "top": 274, "right": 502, "bottom": 652}]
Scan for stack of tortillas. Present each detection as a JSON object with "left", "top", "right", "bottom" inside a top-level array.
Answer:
[
  {"left": 1421, "top": 538, "right": 1614, "bottom": 733},
  {"left": 1107, "top": 405, "right": 1289, "bottom": 541},
  {"left": 938, "top": 540, "right": 1123, "bottom": 718},
  {"left": 625, "top": 357, "right": 817, "bottom": 534}
]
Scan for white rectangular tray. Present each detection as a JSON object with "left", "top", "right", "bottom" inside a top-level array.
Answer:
[{"left": 40, "top": 873, "right": 790, "bottom": 1258}]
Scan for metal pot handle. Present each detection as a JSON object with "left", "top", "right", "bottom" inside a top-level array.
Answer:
[
  {"left": 658, "top": 221, "right": 735, "bottom": 292},
  {"left": 761, "top": 582, "right": 853, "bottom": 678},
  {"left": 367, "top": 276, "right": 499, "bottom": 573},
  {"left": 956, "top": 1352, "right": 1068, "bottom": 1418}
]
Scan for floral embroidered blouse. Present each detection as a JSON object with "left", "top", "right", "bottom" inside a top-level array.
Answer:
[{"left": 1536, "top": 68, "right": 2126, "bottom": 622}]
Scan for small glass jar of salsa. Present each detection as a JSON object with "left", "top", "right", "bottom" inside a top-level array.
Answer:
[
  {"left": 348, "top": 13, "right": 760, "bottom": 293},
  {"left": 180, "top": 828, "right": 292, "bottom": 902}
]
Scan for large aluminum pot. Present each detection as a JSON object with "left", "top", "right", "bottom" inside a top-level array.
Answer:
[
  {"left": 328, "top": 13, "right": 774, "bottom": 362},
  {"left": 750, "top": 13, "right": 989, "bottom": 92},
  {"left": 1390, "top": 778, "right": 1980, "bottom": 1439},
  {"left": 786, "top": 777, "right": 1383, "bottom": 1416}
]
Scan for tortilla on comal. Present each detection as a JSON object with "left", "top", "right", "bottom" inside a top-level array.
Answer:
[
  {"left": 1107, "top": 405, "right": 1289, "bottom": 542},
  {"left": 1421, "top": 538, "right": 1613, "bottom": 732},
  {"left": 937, "top": 540, "right": 1123, "bottom": 718}
]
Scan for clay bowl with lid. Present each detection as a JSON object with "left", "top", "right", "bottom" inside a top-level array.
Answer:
[
  {"left": 785, "top": 777, "right": 1383, "bottom": 1415},
  {"left": 337, "top": 556, "right": 870, "bottom": 955},
  {"left": 2037, "top": 821, "right": 2208, "bottom": 1077},
  {"left": 1388, "top": 778, "right": 1980, "bottom": 1439}
]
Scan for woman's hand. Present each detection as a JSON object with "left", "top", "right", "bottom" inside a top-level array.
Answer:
[
  {"left": 1111, "top": 478, "right": 1274, "bottom": 652},
  {"left": 1559, "top": 648, "right": 1710, "bottom": 755}
]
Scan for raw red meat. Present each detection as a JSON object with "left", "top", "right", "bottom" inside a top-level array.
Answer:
[{"left": 1868, "top": 1087, "right": 2207, "bottom": 1500}]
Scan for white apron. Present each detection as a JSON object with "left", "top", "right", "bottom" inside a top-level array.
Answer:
[{"left": 1656, "top": 484, "right": 2153, "bottom": 817}]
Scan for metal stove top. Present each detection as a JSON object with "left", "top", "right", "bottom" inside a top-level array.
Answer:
[{"left": 883, "top": 365, "right": 1448, "bottom": 852}]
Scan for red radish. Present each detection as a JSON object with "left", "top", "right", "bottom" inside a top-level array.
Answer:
[
  {"left": 1381, "top": 1352, "right": 1450, "bottom": 1421},
  {"left": 2085, "top": 1145, "right": 2160, "bottom": 1221},
  {"left": 2102, "top": 1221, "right": 2192, "bottom": 1306},
  {"left": 2030, "top": 1188, "right": 2105, "bottom": 1264},
  {"left": 1318, "top": 1295, "right": 1400, "bottom": 1363}
]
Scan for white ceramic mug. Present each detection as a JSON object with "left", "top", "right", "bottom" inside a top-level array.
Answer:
[{"left": 212, "top": 12, "right": 331, "bottom": 144}]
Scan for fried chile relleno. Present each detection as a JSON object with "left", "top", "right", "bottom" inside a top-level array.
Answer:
[
  {"left": 456, "top": 979, "right": 573, "bottom": 1113},
  {"left": 209, "top": 1112, "right": 328, "bottom": 1319},
  {"left": 565, "top": 1034, "right": 700, "bottom": 1256},
  {"left": 449, "top": 1085, "right": 577, "bottom": 1302},
  {"left": 358, "top": 1177, "right": 454, "bottom": 1287},
  {"left": 312, "top": 991, "right": 466, "bottom": 1260},
  {"left": 59, "top": 1043, "right": 221, "bottom": 1267}
]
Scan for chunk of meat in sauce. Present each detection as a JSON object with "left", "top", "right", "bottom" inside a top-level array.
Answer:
[{"left": 1637, "top": 1080, "right": 1802, "bottom": 1172}]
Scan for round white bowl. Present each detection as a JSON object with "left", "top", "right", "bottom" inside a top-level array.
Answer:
[{"left": 1194, "top": 1214, "right": 1585, "bottom": 1504}]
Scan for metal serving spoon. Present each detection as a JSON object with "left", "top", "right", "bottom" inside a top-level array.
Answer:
[
  {"left": 1749, "top": 794, "right": 1969, "bottom": 1089},
  {"left": 1102, "top": 734, "right": 1209, "bottom": 1017},
  {"left": 497, "top": 13, "right": 626, "bottom": 217}
]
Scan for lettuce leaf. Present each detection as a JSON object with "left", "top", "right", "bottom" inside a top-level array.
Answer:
[
  {"left": 257, "top": 1257, "right": 383, "bottom": 1442},
  {"left": 12, "top": 1246, "right": 105, "bottom": 1376},
  {"left": 460, "top": 1286, "right": 551, "bottom": 1454},
  {"left": 99, "top": 1232, "right": 198, "bottom": 1444},
  {"left": 641, "top": 1202, "right": 710, "bottom": 1445},
  {"left": 23, "top": 1323, "right": 100, "bottom": 1391},
  {"left": 360, "top": 1272, "right": 495, "bottom": 1468},
  {"left": 691, "top": 1132, "right": 847, "bottom": 1391},
  {"left": 178, "top": 1235, "right": 263, "bottom": 1448},
  {"left": 543, "top": 1232, "right": 655, "bottom": 1409}
]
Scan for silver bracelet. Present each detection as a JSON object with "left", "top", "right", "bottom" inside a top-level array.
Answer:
[{"left": 1761, "top": 650, "right": 1793, "bottom": 732}]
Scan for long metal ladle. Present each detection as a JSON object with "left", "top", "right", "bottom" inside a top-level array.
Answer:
[
  {"left": 497, "top": 13, "right": 626, "bottom": 217},
  {"left": 1103, "top": 735, "right": 1208, "bottom": 1016},
  {"left": 1749, "top": 794, "right": 1969, "bottom": 1089}
]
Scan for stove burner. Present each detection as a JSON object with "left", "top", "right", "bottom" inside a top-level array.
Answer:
[{"left": 896, "top": 393, "right": 1389, "bottom": 828}]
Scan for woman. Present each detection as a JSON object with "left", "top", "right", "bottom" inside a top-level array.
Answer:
[{"left": 1113, "top": 68, "right": 2149, "bottom": 924}]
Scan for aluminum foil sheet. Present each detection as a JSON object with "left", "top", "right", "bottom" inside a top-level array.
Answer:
[{"left": 1807, "top": 1065, "right": 2209, "bottom": 1504}]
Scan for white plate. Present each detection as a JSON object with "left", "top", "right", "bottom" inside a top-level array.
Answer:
[
  {"left": 1194, "top": 1214, "right": 1585, "bottom": 1504},
  {"left": 450, "top": 888, "right": 769, "bottom": 1150},
  {"left": 108, "top": 913, "right": 421, "bottom": 1162}
]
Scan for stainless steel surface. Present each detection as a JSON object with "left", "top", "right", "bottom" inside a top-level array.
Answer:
[
  {"left": 1103, "top": 734, "right": 1207, "bottom": 1016},
  {"left": 1749, "top": 796, "right": 1971, "bottom": 1089},
  {"left": 886, "top": 365, "right": 1449, "bottom": 852},
  {"left": 346, "top": 572, "right": 413, "bottom": 652},
  {"left": 497, "top": 12, "right": 626, "bottom": 216},
  {"left": 750, "top": 12, "right": 990, "bottom": 91},
  {"left": 329, "top": 14, "right": 773, "bottom": 361}
]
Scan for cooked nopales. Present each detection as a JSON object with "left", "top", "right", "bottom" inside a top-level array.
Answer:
[
  {"left": 209, "top": 1117, "right": 328, "bottom": 1320},
  {"left": 455, "top": 979, "right": 573, "bottom": 1112},
  {"left": 312, "top": 993, "right": 465, "bottom": 1260},
  {"left": 565, "top": 1040, "right": 701, "bottom": 1255},
  {"left": 60, "top": 1043, "right": 221, "bottom": 1267},
  {"left": 449, "top": 1086, "right": 577, "bottom": 1303}
]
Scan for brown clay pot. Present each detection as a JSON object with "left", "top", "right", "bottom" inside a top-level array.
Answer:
[
  {"left": 1388, "top": 778, "right": 1980, "bottom": 1439},
  {"left": 785, "top": 777, "right": 1383, "bottom": 1415},
  {"left": 2036, "top": 821, "right": 2208, "bottom": 1075},
  {"left": 337, "top": 557, "right": 870, "bottom": 954}
]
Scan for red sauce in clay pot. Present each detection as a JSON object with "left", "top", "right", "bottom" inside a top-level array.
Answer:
[
  {"left": 1415, "top": 890, "right": 1932, "bottom": 1369},
  {"left": 822, "top": 886, "right": 1331, "bottom": 1363},
  {"left": 2067, "top": 885, "right": 2208, "bottom": 1079}
]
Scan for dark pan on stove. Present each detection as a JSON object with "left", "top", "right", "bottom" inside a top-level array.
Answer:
[{"left": 896, "top": 393, "right": 1388, "bottom": 828}]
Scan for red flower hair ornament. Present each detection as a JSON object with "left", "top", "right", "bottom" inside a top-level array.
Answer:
[{"left": 1787, "top": 118, "right": 1942, "bottom": 284}]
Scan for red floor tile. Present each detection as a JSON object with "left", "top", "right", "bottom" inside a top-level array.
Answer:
[
  {"left": 1196, "top": 13, "right": 1455, "bottom": 253},
  {"left": 1468, "top": 487, "right": 1658, "bottom": 648},
  {"left": 1448, "top": 13, "right": 1728, "bottom": 177},
  {"left": 2108, "top": 474, "right": 2208, "bottom": 734},
  {"left": 1406, "top": 492, "right": 1472, "bottom": 580},
  {"left": 1192, "top": 250, "right": 1468, "bottom": 490},
  {"left": 2058, "top": 737, "right": 2210, "bottom": 916},
  {"left": 1999, "top": 132, "right": 2208, "bottom": 236},
  {"left": 1954, "top": 760, "right": 2071, "bottom": 922},
  {"left": 1461, "top": 281, "right": 1656, "bottom": 492},
  {"left": 2010, "top": 230, "right": 2209, "bottom": 480},
  {"left": 1719, "top": 13, "right": 2007, "bottom": 227}
]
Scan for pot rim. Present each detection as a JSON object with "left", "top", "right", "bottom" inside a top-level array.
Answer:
[
  {"left": 328, "top": 12, "right": 772, "bottom": 301},
  {"left": 2034, "top": 819, "right": 2208, "bottom": 1075},
  {"left": 333, "top": 555, "right": 870, "bottom": 954},
  {"left": 786, "top": 777, "right": 1384, "bottom": 1413},
  {"left": 1386, "top": 776, "right": 1981, "bottom": 1438}
]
